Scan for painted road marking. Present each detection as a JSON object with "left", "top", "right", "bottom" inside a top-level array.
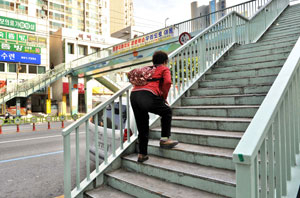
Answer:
[
  {"left": 0, "top": 150, "right": 63, "bottom": 164},
  {"left": 0, "top": 131, "right": 85, "bottom": 144}
]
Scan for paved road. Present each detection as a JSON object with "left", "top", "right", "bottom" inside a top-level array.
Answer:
[{"left": 0, "top": 121, "right": 95, "bottom": 198}]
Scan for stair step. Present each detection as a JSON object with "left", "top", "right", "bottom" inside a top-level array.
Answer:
[
  {"left": 237, "top": 36, "right": 297, "bottom": 50},
  {"left": 220, "top": 53, "right": 289, "bottom": 66},
  {"left": 199, "top": 75, "right": 277, "bottom": 88},
  {"left": 181, "top": 94, "right": 266, "bottom": 105},
  {"left": 268, "top": 22, "right": 300, "bottom": 32},
  {"left": 225, "top": 46, "right": 293, "bottom": 60},
  {"left": 85, "top": 185, "right": 135, "bottom": 198},
  {"left": 172, "top": 105, "right": 259, "bottom": 118},
  {"left": 229, "top": 41, "right": 296, "bottom": 55},
  {"left": 106, "top": 169, "right": 225, "bottom": 198},
  {"left": 122, "top": 154, "right": 236, "bottom": 197},
  {"left": 205, "top": 66, "right": 282, "bottom": 80},
  {"left": 263, "top": 28, "right": 300, "bottom": 38},
  {"left": 214, "top": 60, "right": 285, "bottom": 72},
  {"left": 146, "top": 139, "right": 236, "bottom": 168},
  {"left": 275, "top": 15, "right": 300, "bottom": 23},
  {"left": 191, "top": 84, "right": 272, "bottom": 96},
  {"left": 151, "top": 126, "right": 243, "bottom": 139},
  {"left": 171, "top": 115, "right": 251, "bottom": 132},
  {"left": 260, "top": 32, "right": 300, "bottom": 42}
]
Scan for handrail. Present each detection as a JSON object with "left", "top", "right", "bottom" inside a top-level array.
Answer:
[
  {"left": 233, "top": 16, "right": 300, "bottom": 198},
  {"left": 62, "top": 0, "right": 283, "bottom": 197}
]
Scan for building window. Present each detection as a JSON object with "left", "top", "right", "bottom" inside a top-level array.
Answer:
[
  {"left": 8, "top": 63, "right": 16, "bottom": 72},
  {"left": 19, "top": 64, "right": 26, "bottom": 73},
  {"left": 90, "top": 47, "right": 100, "bottom": 54},
  {"left": 29, "top": 65, "right": 37, "bottom": 74},
  {"left": 0, "top": 63, "right": 5, "bottom": 72},
  {"left": 38, "top": 66, "right": 45, "bottom": 74},
  {"left": 67, "top": 43, "right": 74, "bottom": 54},
  {"left": 78, "top": 45, "right": 87, "bottom": 56}
]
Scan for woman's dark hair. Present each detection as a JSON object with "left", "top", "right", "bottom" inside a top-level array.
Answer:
[{"left": 152, "top": 51, "right": 168, "bottom": 65}]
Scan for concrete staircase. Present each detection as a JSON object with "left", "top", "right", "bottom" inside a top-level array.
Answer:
[{"left": 85, "top": 4, "right": 300, "bottom": 198}]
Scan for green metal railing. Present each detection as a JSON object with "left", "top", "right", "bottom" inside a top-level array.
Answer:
[
  {"left": 233, "top": 2, "right": 300, "bottom": 198},
  {"left": 62, "top": 0, "right": 282, "bottom": 197}
]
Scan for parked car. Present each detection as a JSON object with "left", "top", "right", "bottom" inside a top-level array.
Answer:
[{"left": 89, "top": 101, "right": 134, "bottom": 162}]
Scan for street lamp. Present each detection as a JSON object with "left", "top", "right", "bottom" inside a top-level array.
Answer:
[{"left": 165, "top": 17, "right": 169, "bottom": 27}]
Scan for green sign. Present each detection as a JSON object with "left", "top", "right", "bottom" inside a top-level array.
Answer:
[
  {"left": 0, "top": 16, "right": 36, "bottom": 32},
  {"left": 7, "top": 32, "right": 16, "bottom": 40},
  {"left": 0, "top": 42, "right": 41, "bottom": 54},
  {"left": 18, "top": 34, "right": 27, "bottom": 42},
  {"left": 0, "top": 31, "right": 6, "bottom": 39}
]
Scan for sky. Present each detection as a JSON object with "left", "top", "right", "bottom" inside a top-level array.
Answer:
[{"left": 133, "top": 0, "right": 300, "bottom": 34}]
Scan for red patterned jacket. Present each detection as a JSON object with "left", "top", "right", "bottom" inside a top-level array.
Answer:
[{"left": 131, "top": 64, "right": 172, "bottom": 100}]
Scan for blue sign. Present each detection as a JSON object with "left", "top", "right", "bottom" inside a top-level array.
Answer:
[
  {"left": 210, "top": 0, "right": 216, "bottom": 24},
  {"left": 0, "top": 50, "right": 41, "bottom": 64}
]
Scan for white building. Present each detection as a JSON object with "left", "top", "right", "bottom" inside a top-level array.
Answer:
[{"left": 50, "top": 28, "right": 124, "bottom": 115}]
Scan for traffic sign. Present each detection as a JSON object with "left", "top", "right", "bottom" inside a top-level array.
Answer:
[
  {"left": 72, "top": 114, "right": 78, "bottom": 120},
  {"left": 179, "top": 32, "right": 191, "bottom": 45},
  {"left": 14, "top": 117, "right": 21, "bottom": 125},
  {"left": 46, "top": 116, "right": 52, "bottom": 122},
  {"left": 59, "top": 115, "right": 66, "bottom": 121},
  {"left": 31, "top": 116, "right": 37, "bottom": 123}
]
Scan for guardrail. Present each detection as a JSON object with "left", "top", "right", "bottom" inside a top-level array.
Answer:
[{"left": 62, "top": 0, "right": 282, "bottom": 197}]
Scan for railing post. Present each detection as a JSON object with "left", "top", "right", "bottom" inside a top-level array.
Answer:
[
  {"left": 63, "top": 135, "right": 71, "bottom": 198},
  {"left": 235, "top": 161, "right": 256, "bottom": 198},
  {"left": 200, "top": 36, "right": 206, "bottom": 73},
  {"left": 232, "top": 13, "right": 237, "bottom": 43}
]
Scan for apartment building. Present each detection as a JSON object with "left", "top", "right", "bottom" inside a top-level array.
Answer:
[
  {"left": 0, "top": 0, "right": 126, "bottom": 115},
  {"left": 191, "top": 0, "right": 226, "bottom": 31},
  {"left": 110, "top": 0, "right": 134, "bottom": 35}
]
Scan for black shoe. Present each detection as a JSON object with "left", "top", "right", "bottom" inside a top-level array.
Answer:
[
  {"left": 137, "top": 154, "right": 149, "bottom": 163},
  {"left": 160, "top": 139, "right": 179, "bottom": 149}
]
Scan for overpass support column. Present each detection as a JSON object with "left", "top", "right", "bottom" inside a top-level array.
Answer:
[
  {"left": 84, "top": 77, "right": 93, "bottom": 113},
  {"left": 69, "top": 76, "right": 78, "bottom": 116}
]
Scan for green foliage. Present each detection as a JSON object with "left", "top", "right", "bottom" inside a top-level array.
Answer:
[{"left": 169, "top": 56, "right": 200, "bottom": 83}]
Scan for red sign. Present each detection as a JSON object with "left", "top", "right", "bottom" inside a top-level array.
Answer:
[{"left": 63, "top": 83, "right": 84, "bottom": 94}]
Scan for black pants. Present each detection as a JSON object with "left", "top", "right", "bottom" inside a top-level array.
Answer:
[{"left": 130, "top": 91, "right": 172, "bottom": 155}]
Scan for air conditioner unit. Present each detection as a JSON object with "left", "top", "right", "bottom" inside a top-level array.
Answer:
[
  {"left": 41, "top": 15, "right": 48, "bottom": 19},
  {"left": 42, "top": 5, "right": 48, "bottom": 10}
]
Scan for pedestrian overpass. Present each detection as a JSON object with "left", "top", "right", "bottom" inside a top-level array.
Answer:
[
  {"left": 7, "top": 0, "right": 300, "bottom": 197},
  {"left": 62, "top": 0, "right": 300, "bottom": 197}
]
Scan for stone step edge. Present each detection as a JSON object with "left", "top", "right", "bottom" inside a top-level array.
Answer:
[
  {"left": 208, "top": 65, "right": 282, "bottom": 76},
  {"left": 150, "top": 127, "right": 243, "bottom": 139},
  {"left": 185, "top": 93, "right": 266, "bottom": 99},
  {"left": 199, "top": 74, "right": 277, "bottom": 83},
  {"left": 225, "top": 45, "right": 295, "bottom": 57},
  {"left": 197, "top": 83, "right": 272, "bottom": 90},
  {"left": 106, "top": 169, "right": 225, "bottom": 198},
  {"left": 122, "top": 154, "right": 236, "bottom": 186}
]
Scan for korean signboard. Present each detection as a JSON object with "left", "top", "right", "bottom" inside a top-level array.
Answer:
[
  {"left": 0, "top": 50, "right": 41, "bottom": 64},
  {"left": 0, "top": 42, "right": 41, "bottom": 54},
  {"left": 0, "top": 16, "right": 36, "bottom": 32},
  {"left": 112, "top": 26, "right": 175, "bottom": 54},
  {"left": 0, "top": 30, "right": 46, "bottom": 47}
]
